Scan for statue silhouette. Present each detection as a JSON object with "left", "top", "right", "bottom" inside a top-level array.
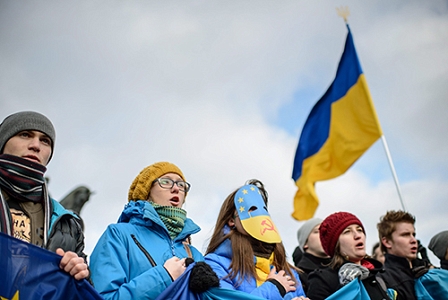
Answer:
[{"left": 59, "top": 186, "right": 93, "bottom": 230}]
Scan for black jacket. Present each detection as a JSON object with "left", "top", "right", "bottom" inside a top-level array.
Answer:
[
  {"left": 1, "top": 191, "right": 87, "bottom": 262},
  {"left": 381, "top": 253, "right": 430, "bottom": 300},
  {"left": 440, "top": 259, "right": 448, "bottom": 270},
  {"left": 296, "top": 252, "right": 331, "bottom": 293},
  {"left": 307, "top": 258, "right": 390, "bottom": 300},
  {"left": 46, "top": 209, "right": 87, "bottom": 262}
]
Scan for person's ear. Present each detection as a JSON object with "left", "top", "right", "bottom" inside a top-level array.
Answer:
[
  {"left": 381, "top": 237, "right": 392, "bottom": 250},
  {"left": 228, "top": 218, "right": 235, "bottom": 228}
]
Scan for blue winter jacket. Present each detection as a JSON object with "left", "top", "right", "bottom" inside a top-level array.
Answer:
[
  {"left": 90, "top": 200, "right": 204, "bottom": 300},
  {"left": 204, "top": 230, "right": 306, "bottom": 300}
]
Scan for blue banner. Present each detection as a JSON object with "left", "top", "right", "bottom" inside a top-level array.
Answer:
[
  {"left": 156, "top": 262, "right": 265, "bottom": 300},
  {"left": 415, "top": 269, "right": 448, "bottom": 300},
  {"left": 0, "top": 232, "right": 103, "bottom": 300}
]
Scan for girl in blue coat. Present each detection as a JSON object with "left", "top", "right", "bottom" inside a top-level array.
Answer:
[
  {"left": 90, "top": 162, "right": 203, "bottom": 300},
  {"left": 204, "top": 179, "right": 308, "bottom": 300}
]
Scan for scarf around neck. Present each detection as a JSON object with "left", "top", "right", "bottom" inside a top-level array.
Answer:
[
  {"left": 0, "top": 154, "right": 51, "bottom": 243},
  {"left": 250, "top": 236, "right": 276, "bottom": 259},
  {"left": 255, "top": 252, "right": 275, "bottom": 287},
  {"left": 150, "top": 201, "right": 187, "bottom": 240},
  {"left": 0, "top": 154, "right": 47, "bottom": 203}
]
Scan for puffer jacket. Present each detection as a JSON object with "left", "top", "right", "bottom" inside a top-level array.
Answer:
[
  {"left": 204, "top": 228, "right": 306, "bottom": 300},
  {"left": 46, "top": 199, "right": 86, "bottom": 260},
  {"left": 90, "top": 200, "right": 204, "bottom": 300},
  {"left": 0, "top": 190, "right": 86, "bottom": 261}
]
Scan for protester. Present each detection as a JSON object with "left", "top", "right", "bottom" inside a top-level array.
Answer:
[
  {"left": 293, "top": 217, "right": 331, "bottom": 292},
  {"left": 371, "top": 242, "right": 385, "bottom": 264},
  {"left": 428, "top": 230, "right": 448, "bottom": 270},
  {"left": 90, "top": 162, "right": 203, "bottom": 299},
  {"left": 307, "top": 211, "right": 391, "bottom": 300},
  {"left": 377, "top": 210, "right": 432, "bottom": 300},
  {"left": 204, "top": 179, "right": 308, "bottom": 300},
  {"left": 0, "top": 111, "right": 89, "bottom": 280}
]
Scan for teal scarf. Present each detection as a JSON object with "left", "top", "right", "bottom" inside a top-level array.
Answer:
[{"left": 150, "top": 202, "right": 187, "bottom": 240}]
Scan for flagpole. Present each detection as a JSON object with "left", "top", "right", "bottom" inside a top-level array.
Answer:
[{"left": 380, "top": 135, "right": 407, "bottom": 211}]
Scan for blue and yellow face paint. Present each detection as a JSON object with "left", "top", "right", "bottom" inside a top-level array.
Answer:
[{"left": 234, "top": 184, "right": 281, "bottom": 243}]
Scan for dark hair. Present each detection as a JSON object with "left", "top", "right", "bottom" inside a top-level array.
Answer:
[
  {"left": 377, "top": 210, "right": 415, "bottom": 253},
  {"left": 205, "top": 179, "right": 298, "bottom": 286},
  {"left": 328, "top": 240, "right": 345, "bottom": 269}
]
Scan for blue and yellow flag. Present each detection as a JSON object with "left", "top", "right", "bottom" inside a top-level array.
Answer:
[
  {"left": 292, "top": 25, "right": 383, "bottom": 221},
  {"left": 155, "top": 262, "right": 266, "bottom": 300},
  {"left": 0, "top": 232, "right": 103, "bottom": 300}
]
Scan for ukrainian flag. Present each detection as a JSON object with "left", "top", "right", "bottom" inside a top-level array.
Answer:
[{"left": 292, "top": 25, "right": 383, "bottom": 221}]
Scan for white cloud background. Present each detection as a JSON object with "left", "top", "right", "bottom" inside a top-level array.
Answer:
[{"left": 1, "top": 1, "right": 447, "bottom": 266}]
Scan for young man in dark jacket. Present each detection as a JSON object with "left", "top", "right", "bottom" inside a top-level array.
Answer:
[
  {"left": 293, "top": 217, "right": 331, "bottom": 292},
  {"left": 0, "top": 111, "right": 89, "bottom": 280},
  {"left": 377, "top": 210, "right": 431, "bottom": 300}
]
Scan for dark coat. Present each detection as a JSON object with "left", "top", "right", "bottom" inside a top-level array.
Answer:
[
  {"left": 1, "top": 191, "right": 86, "bottom": 262},
  {"left": 46, "top": 199, "right": 86, "bottom": 261},
  {"left": 381, "top": 253, "right": 430, "bottom": 300},
  {"left": 307, "top": 258, "right": 390, "bottom": 300},
  {"left": 441, "top": 259, "right": 448, "bottom": 270},
  {"left": 296, "top": 252, "right": 331, "bottom": 293}
]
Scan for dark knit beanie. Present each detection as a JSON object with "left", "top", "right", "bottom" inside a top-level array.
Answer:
[
  {"left": 428, "top": 230, "right": 448, "bottom": 261},
  {"left": 128, "top": 162, "right": 186, "bottom": 201},
  {"left": 320, "top": 212, "right": 365, "bottom": 257},
  {"left": 0, "top": 111, "right": 56, "bottom": 163}
]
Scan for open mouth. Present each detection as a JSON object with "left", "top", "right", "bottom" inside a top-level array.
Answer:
[
  {"left": 170, "top": 197, "right": 180, "bottom": 206},
  {"left": 355, "top": 242, "right": 364, "bottom": 249}
]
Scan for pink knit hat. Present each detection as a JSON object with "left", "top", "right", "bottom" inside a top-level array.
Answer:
[{"left": 319, "top": 212, "right": 364, "bottom": 257}]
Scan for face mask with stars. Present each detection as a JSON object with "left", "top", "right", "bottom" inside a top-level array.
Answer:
[{"left": 234, "top": 184, "right": 281, "bottom": 243}]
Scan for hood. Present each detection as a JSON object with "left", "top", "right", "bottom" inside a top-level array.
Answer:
[{"left": 118, "top": 200, "right": 201, "bottom": 241}]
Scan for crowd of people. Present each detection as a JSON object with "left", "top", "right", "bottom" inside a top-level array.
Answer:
[{"left": 1, "top": 110, "right": 447, "bottom": 300}]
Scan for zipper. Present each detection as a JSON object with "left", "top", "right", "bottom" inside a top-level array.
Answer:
[
  {"left": 170, "top": 240, "right": 176, "bottom": 256},
  {"left": 131, "top": 234, "right": 157, "bottom": 267}
]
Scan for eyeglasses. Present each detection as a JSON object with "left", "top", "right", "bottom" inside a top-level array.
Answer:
[{"left": 153, "top": 178, "right": 191, "bottom": 192}]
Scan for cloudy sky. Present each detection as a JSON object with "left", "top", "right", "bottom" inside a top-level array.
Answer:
[{"left": 1, "top": 1, "right": 447, "bottom": 266}]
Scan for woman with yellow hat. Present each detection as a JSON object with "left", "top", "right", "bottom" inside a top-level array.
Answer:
[{"left": 90, "top": 162, "right": 203, "bottom": 299}]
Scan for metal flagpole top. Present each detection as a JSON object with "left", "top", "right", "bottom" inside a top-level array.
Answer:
[{"left": 336, "top": 6, "right": 350, "bottom": 23}]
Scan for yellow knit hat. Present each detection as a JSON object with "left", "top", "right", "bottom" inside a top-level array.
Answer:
[{"left": 128, "top": 162, "right": 186, "bottom": 202}]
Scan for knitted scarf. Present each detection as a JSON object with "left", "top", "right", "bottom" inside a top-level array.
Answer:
[
  {"left": 0, "top": 154, "right": 46, "bottom": 202},
  {"left": 150, "top": 202, "right": 187, "bottom": 240},
  {"left": 0, "top": 154, "right": 49, "bottom": 237}
]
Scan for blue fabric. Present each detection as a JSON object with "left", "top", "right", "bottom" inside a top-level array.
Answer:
[
  {"left": 414, "top": 269, "right": 448, "bottom": 300},
  {"left": 90, "top": 200, "right": 204, "bottom": 300},
  {"left": 0, "top": 232, "right": 103, "bottom": 300},
  {"left": 325, "top": 278, "right": 370, "bottom": 300},
  {"left": 155, "top": 262, "right": 266, "bottom": 300},
  {"left": 155, "top": 263, "right": 201, "bottom": 300},
  {"left": 204, "top": 231, "right": 306, "bottom": 300}
]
